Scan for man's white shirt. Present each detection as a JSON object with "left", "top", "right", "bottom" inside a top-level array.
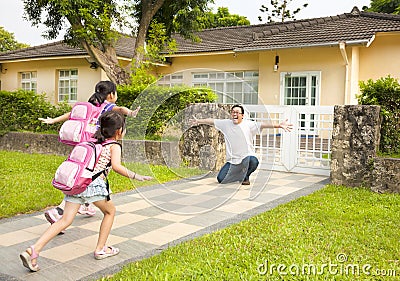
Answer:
[{"left": 214, "top": 119, "right": 261, "bottom": 164}]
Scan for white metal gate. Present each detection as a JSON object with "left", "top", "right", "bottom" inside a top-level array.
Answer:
[{"left": 244, "top": 105, "right": 334, "bottom": 176}]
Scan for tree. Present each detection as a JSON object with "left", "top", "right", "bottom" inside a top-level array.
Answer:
[
  {"left": 197, "top": 7, "right": 250, "bottom": 29},
  {"left": 130, "top": 0, "right": 211, "bottom": 56},
  {"left": 258, "top": 0, "right": 308, "bottom": 23},
  {"left": 23, "top": 0, "right": 212, "bottom": 85},
  {"left": 0, "top": 27, "right": 29, "bottom": 53},
  {"left": 23, "top": 0, "right": 130, "bottom": 84},
  {"left": 363, "top": 0, "right": 400, "bottom": 14}
]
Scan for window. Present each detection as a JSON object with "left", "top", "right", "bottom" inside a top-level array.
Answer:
[
  {"left": 58, "top": 70, "right": 78, "bottom": 102},
  {"left": 192, "top": 71, "right": 259, "bottom": 104},
  {"left": 158, "top": 72, "right": 184, "bottom": 87},
  {"left": 281, "top": 71, "right": 321, "bottom": 131},
  {"left": 21, "top": 72, "right": 37, "bottom": 93},
  {"left": 281, "top": 71, "right": 320, "bottom": 106}
]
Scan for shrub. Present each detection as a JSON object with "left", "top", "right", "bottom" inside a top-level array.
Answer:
[
  {"left": 0, "top": 84, "right": 217, "bottom": 139},
  {"left": 118, "top": 84, "right": 217, "bottom": 139},
  {"left": 0, "top": 90, "right": 70, "bottom": 134},
  {"left": 358, "top": 76, "right": 400, "bottom": 154}
]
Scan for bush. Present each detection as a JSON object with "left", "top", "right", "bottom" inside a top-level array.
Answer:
[
  {"left": 0, "top": 90, "right": 70, "bottom": 134},
  {"left": 117, "top": 84, "right": 217, "bottom": 139},
  {"left": 116, "top": 67, "right": 157, "bottom": 107},
  {"left": 358, "top": 76, "right": 400, "bottom": 154},
  {"left": 0, "top": 84, "right": 217, "bottom": 139}
]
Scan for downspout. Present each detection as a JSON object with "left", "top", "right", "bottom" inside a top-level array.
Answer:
[
  {"left": 350, "top": 47, "right": 360, "bottom": 105},
  {"left": 339, "top": 42, "right": 349, "bottom": 104}
]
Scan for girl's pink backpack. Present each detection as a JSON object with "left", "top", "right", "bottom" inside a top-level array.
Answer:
[
  {"left": 58, "top": 102, "right": 114, "bottom": 146},
  {"left": 52, "top": 140, "right": 118, "bottom": 195}
]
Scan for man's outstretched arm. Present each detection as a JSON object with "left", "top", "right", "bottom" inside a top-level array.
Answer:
[{"left": 260, "top": 119, "right": 293, "bottom": 132}]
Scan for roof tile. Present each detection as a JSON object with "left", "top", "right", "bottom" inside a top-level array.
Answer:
[
  {"left": 1, "top": 7, "right": 399, "bottom": 61},
  {"left": 0, "top": 36, "right": 136, "bottom": 62},
  {"left": 171, "top": 7, "right": 400, "bottom": 54}
]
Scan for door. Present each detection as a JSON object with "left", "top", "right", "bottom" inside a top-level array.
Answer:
[{"left": 281, "top": 72, "right": 320, "bottom": 134}]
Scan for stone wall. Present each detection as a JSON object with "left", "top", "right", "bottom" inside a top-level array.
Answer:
[
  {"left": 0, "top": 132, "right": 180, "bottom": 166},
  {"left": 180, "top": 103, "right": 231, "bottom": 171},
  {"left": 331, "top": 105, "right": 400, "bottom": 193}
]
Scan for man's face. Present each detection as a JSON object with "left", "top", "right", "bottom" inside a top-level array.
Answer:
[{"left": 231, "top": 107, "right": 244, "bottom": 124}]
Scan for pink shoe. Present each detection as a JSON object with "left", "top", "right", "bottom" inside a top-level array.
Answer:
[
  {"left": 44, "top": 208, "right": 62, "bottom": 224},
  {"left": 44, "top": 208, "right": 65, "bottom": 234},
  {"left": 94, "top": 246, "right": 120, "bottom": 260},
  {"left": 20, "top": 246, "right": 39, "bottom": 272},
  {"left": 78, "top": 204, "right": 96, "bottom": 216}
]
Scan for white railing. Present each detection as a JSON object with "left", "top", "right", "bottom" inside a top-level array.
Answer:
[{"left": 244, "top": 105, "right": 334, "bottom": 176}]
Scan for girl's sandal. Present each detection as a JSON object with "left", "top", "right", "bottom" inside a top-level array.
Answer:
[
  {"left": 94, "top": 246, "right": 120, "bottom": 260},
  {"left": 20, "top": 246, "right": 39, "bottom": 272}
]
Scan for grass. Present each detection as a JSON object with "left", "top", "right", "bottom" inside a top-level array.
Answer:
[
  {"left": 100, "top": 185, "right": 400, "bottom": 281},
  {"left": 2, "top": 150, "right": 399, "bottom": 280},
  {"left": 0, "top": 150, "right": 204, "bottom": 218},
  {"left": 377, "top": 151, "right": 400, "bottom": 159}
]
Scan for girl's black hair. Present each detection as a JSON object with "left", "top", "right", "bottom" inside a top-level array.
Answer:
[
  {"left": 93, "top": 111, "right": 126, "bottom": 143},
  {"left": 231, "top": 104, "right": 245, "bottom": 114},
  {"left": 88, "top": 81, "right": 117, "bottom": 106}
]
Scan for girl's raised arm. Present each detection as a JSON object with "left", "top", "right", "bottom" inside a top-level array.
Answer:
[{"left": 110, "top": 144, "right": 152, "bottom": 181}]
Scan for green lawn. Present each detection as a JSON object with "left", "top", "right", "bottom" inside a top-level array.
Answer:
[
  {"left": 0, "top": 150, "right": 204, "bottom": 218},
  {"left": 1, "top": 150, "right": 399, "bottom": 280},
  {"left": 100, "top": 185, "right": 400, "bottom": 281}
]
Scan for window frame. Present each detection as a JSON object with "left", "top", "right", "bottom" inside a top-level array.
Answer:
[
  {"left": 192, "top": 71, "right": 259, "bottom": 105},
  {"left": 58, "top": 69, "right": 78, "bottom": 102},
  {"left": 20, "top": 71, "right": 37, "bottom": 93},
  {"left": 279, "top": 71, "right": 321, "bottom": 106}
]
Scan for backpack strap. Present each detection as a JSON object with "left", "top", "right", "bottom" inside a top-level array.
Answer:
[
  {"left": 95, "top": 103, "right": 116, "bottom": 130},
  {"left": 100, "top": 102, "right": 115, "bottom": 115},
  {"left": 91, "top": 140, "right": 122, "bottom": 201},
  {"left": 85, "top": 142, "right": 98, "bottom": 172}
]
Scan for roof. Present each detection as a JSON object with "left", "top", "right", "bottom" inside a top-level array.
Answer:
[
  {"left": 171, "top": 7, "right": 400, "bottom": 55},
  {"left": 0, "top": 7, "right": 399, "bottom": 62},
  {"left": 0, "top": 36, "right": 136, "bottom": 62}
]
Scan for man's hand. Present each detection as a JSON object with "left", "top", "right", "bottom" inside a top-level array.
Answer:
[{"left": 279, "top": 119, "right": 293, "bottom": 132}]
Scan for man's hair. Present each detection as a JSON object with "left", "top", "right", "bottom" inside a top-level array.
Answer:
[{"left": 231, "top": 104, "right": 244, "bottom": 114}]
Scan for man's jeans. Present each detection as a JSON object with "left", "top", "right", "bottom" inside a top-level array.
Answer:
[{"left": 217, "top": 156, "right": 259, "bottom": 184}]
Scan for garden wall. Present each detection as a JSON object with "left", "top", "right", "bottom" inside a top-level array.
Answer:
[
  {"left": 3, "top": 104, "right": 398, "bottom": 193},
  {"left": 180, "top": 103, "right": 230, "bottom": 170},
  {"left": 331, "top": 105, "right": 400, "bottom": 193},
  {"left": 0, "top": 132, "right": 180, "bottom": 166},
  {"left": 0, "top": 103, "right": 231, "bottom": 172}
]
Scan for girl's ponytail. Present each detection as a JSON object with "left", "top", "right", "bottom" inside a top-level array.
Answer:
[
  {"left": 93, "top": 127, "right": 106, "bottom": 143},
  {"left": 88, "top": 81, "right": 117, "bottom": 106},
  {"left": 88, "top": 92, "right": 102, "bottom": 106}
]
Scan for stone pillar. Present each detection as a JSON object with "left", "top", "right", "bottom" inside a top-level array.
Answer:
[
  {"left": 331, "top": 105, "right": 381, "bottom": 187},
  {"left": 180, "top": 103, "right": 231, "bottom": 171},
  {"left": 370, "top": 158, "right": 400, "bottom": 193}
]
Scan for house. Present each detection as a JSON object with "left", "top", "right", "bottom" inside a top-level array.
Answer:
[
  {"left": 0, "top": 37, "right": 135, "bottom": 103},
  {"left": 0, "top": 7, "right": 399, "bottom": 106},
  {"left": 160, "top": 6, "right": 400, "bottom": 106}
]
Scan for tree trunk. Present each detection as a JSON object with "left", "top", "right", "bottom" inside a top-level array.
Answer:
[
  {"left": 131, "top": 0, "right": 166, "bottom": 68},
  {"left": 81, "top": 41, "right": 131, "bottom": 85}
]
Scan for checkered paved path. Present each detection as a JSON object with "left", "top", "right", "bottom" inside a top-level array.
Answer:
[{"left": 0, "top": 171, "right": 329, "bottom": 281}]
